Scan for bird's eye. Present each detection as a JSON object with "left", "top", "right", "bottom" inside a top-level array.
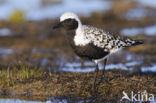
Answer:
[
  {"left": 63, "top": 19, "right": 73, "bottom": 23},
  {"left": 66, "top": 19, "right": 72, "bottom": 22}
]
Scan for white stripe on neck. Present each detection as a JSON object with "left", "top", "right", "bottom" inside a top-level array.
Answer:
[{"left": 74, "top": 26, "right": 90, "bottom": 46}]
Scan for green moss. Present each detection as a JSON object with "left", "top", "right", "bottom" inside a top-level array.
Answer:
[{"left": 0, "top": 65, "right": 43, "bottom": 87}]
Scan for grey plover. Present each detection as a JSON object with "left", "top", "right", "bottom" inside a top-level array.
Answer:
[{"left": 53, "top": 12, "right": 143, "bottom": 88}]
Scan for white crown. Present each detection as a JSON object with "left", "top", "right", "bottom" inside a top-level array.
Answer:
[{"left": 60, "top": 12, "right": 81, "bottom": 23}]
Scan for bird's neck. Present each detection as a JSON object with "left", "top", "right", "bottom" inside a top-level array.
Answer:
[
  {"left": 76, "top": 26, "right": 81, "bottom": 34},
  {"left": 74, "top": 26, "right": 90, "bottom": 46}
]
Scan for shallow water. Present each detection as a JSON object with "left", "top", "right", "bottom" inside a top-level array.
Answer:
[
  {"left": 120, "top": 25, "right": 156, "bottom": 36},
  {"left": 124, "top": 7, "right": 153, "bottom": 20},
  {"left": 0, "top": 97, "right": 95, "bottom": 103},
  {"left": 42, "top": 51, "right": 155, "bottom": 73},
  {"left": 59, "top": 60, "right": 154, "bottom": 73},
  {"left": 142, "top": 64, "right": 156, "bottom": 72},
  {"left": 0, "top": 0, "right": 112, "bottom": 21},
  {"left": 137, "top": 0, "right": 156, "bottom": 8},
  {"left": 0, "top": 28, "right": 11, "bottom": 36},
  {"left": 0, "top": 47, "right": 14, "bottom": 58},
  {"left": 0, "top": 0, "right": 156, "bottom": 21},
  {"left": 1, "top": 98, "right": 156, "bottom": 103},
  {"left": 0, "top": 98, "right": 48, "bottom": 103},
  {"left": 0, "top": 47, "right": 155, "bottom": 72}
]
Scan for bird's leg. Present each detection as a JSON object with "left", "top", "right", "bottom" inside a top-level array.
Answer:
[
  {"left": 98, "top": 59, "right": 107, "bottom": 84},
  {"left": 102, "top": 59, "right": 107, "bottom": 79},
  {"left": 93, "top": 63, "right": 99, "bottom": 90}
]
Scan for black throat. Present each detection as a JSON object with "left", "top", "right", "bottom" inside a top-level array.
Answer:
[
  {"left": 61, "top": 19, "right": 78, "bottom": 30},
  {"left": 61, "top": 19, "right": 79, "bottom": 51}
]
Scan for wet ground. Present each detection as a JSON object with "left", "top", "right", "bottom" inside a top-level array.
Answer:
[{"left": 0, "top": 0, "right": 156, "bottom": 103}]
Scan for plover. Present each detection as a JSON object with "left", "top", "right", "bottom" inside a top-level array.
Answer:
[{"left": 53, "top": 12, "right": 143, "bottom": 88}]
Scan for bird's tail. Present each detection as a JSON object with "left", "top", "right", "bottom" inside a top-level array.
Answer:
[{"left": 124, "top": 39, "right": 143, "bottom": 47}]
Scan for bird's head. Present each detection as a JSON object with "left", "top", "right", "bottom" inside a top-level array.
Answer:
[{"left": 53, "top": 12, "right": 81, "bottom": 30}]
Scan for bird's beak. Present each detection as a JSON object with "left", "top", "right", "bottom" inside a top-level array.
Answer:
[{"left": 53, "top": 22, "right": 62, "bottom": 29}]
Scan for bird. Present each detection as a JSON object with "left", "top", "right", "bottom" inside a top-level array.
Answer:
[{"left": 53, "top": 12, "right": 143, "bottom": 89}]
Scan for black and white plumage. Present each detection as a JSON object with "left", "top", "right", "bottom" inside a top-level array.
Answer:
[
  {"left": 73, "top": 25, "right": 142, "bottom": 63},
  {"left": 53, "top": 12, "right": 143, "bottom": 89}
]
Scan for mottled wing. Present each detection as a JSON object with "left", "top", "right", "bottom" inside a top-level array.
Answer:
[{"left": 82, "top": 25, "right": 124, "bottom": 52}]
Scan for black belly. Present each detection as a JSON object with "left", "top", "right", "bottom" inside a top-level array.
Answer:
[
  {"left": 72, "top": 43, "right": 109, "bottom": 60},
  {"left": 66, "top": 30, "right": 109, "bottom": 60}
]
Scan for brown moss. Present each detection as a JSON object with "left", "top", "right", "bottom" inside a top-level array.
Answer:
[{"left": 0, "top": 66, "right": 156, "bottom": 102}]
